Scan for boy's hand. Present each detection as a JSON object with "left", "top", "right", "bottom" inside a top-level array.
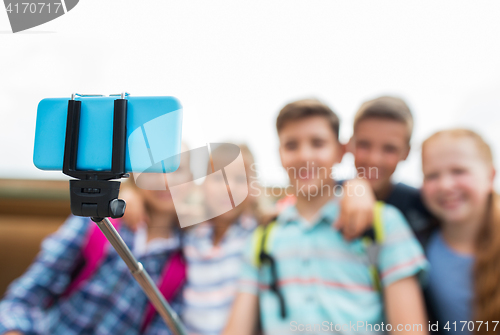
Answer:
[
  {"left": 120, "top": 188, "right": 148, "bottom": 231},
  {"left": 334, "top": 178, "right": 376, "bottom": 240}
]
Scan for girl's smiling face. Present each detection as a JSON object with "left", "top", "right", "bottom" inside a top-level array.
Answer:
[{"left": 422, "top": 135, "right": 495, "bottom": 225}]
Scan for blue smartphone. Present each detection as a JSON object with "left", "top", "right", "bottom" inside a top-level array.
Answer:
[{"left": 33, "top": 95, "right": 183, "bottom": 174}]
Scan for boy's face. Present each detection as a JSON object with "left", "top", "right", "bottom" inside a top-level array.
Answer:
[
  {"left": 349, "top": 118, "right": 410, "bottom": 194},
  {"left": 279, "top": 116, "right": 344, "bottom": 197}
]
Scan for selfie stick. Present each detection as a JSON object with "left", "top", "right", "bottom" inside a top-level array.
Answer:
[{"left": 62, "top": 93, "right": 188, "bottom": 335}]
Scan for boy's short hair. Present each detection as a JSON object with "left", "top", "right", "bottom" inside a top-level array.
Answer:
[
  {"left": 353, "top": 96, "right": 413, "bottom": 142},
  {"left": 276, "top": 99, "right": 340, "bottom": 140}
]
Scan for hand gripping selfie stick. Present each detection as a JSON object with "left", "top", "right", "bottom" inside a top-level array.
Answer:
[{"left": 62, "top": 92, "right": 187, "bottom": 335}]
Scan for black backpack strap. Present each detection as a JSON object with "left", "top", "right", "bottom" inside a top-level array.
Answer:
[{"left": 255, "top": 219, "right": 287, "bottom": 319}]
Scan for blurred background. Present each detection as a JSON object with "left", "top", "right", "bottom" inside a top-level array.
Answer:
[{"left": 1, "top": 0, "right": 500, "bottom": 294}]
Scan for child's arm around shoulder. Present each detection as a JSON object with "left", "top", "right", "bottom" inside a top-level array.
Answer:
[
  {"left": 0, "top": 215, "right": 90, "bottom": 335},
  {"left": 335, "top": 178, "right": 376, "bottom": 240},
  {"left": 379, "top": 204, "right": 429, "bottom": 334}
]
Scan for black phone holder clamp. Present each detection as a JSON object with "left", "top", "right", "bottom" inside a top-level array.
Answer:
[{"left": 62, "top": 92, "right": 130, "bottom": 220}]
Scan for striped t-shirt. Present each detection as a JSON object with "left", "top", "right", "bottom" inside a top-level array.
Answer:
[
  {"left": 239, "top": 199, "right": 428, "bottom": 335},
  {"left": 181, "top": 216, "right": 257, "bottom": 335}
]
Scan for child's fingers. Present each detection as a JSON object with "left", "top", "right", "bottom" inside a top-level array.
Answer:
[
  {"left": 333, "top": 212, "right": 346, "bottom": 231},
  {"left": 350, "top": 211, "right": 371, "bottom": 239},
  {"left": 335, "top": 205, "right": 357, "bottom": 240},
  {"left": 342, "top": 211, "right": 362, "bottom": 240},
  {"left": 335, "top": 193, "right": 352, "bottom": 231},
  {"left": 344, "top": 210, "right": 375, "bottom": 240},
  {"left": 357, "top": 209, "right": 374, "bottom": 234},
  {"left": 335, "top": 206, "right": 359, "bottom": 240}
]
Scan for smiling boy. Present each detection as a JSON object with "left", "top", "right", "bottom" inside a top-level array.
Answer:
[
  {"left": 223, "top": 99, "right": 429, "bottom": 335},
  {"left": 347, "top": 96, "right": 434, "bottom": 243}
]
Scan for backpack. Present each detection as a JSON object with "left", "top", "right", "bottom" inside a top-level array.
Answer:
[
  {"left": 62, "top": 218, "right": 186, "bottom": 332},
  {"left": 252, "top": 201, "right": 386, "bottom": 319}
]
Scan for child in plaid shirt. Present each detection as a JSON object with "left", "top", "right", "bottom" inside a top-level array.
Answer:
[{"left": 0, "top": 162, "right": 192, "bottom": 335}]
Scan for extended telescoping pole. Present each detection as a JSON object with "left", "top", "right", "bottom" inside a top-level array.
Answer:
[{"left": 92, "top": 217, "right": 188, "bottom": 335}]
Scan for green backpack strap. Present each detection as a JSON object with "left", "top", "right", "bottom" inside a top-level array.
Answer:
[
  {"left": 362, "top": 201, "right": 385, "bottom": 291},
  {"left": 251, "top": 220, "right": 287, "bottom": 318},
  {"left": 252, "top": 220, "right": 277, "bottom": 268}
]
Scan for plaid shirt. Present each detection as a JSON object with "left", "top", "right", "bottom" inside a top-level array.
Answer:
[{"left": 0, "top": 215, "right": 182, "bottom": 335}]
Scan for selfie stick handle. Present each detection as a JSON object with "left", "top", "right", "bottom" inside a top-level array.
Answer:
[{"left": 92, "top": 217, "right": 188, "bottom": 335}]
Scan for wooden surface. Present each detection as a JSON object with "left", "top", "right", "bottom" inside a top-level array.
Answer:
[
  {"left": 0, "top": 216, "right": 66, "bottom": 294},
  {"left": 0, "top": 178, "right": 71, "bottom": 295}
]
